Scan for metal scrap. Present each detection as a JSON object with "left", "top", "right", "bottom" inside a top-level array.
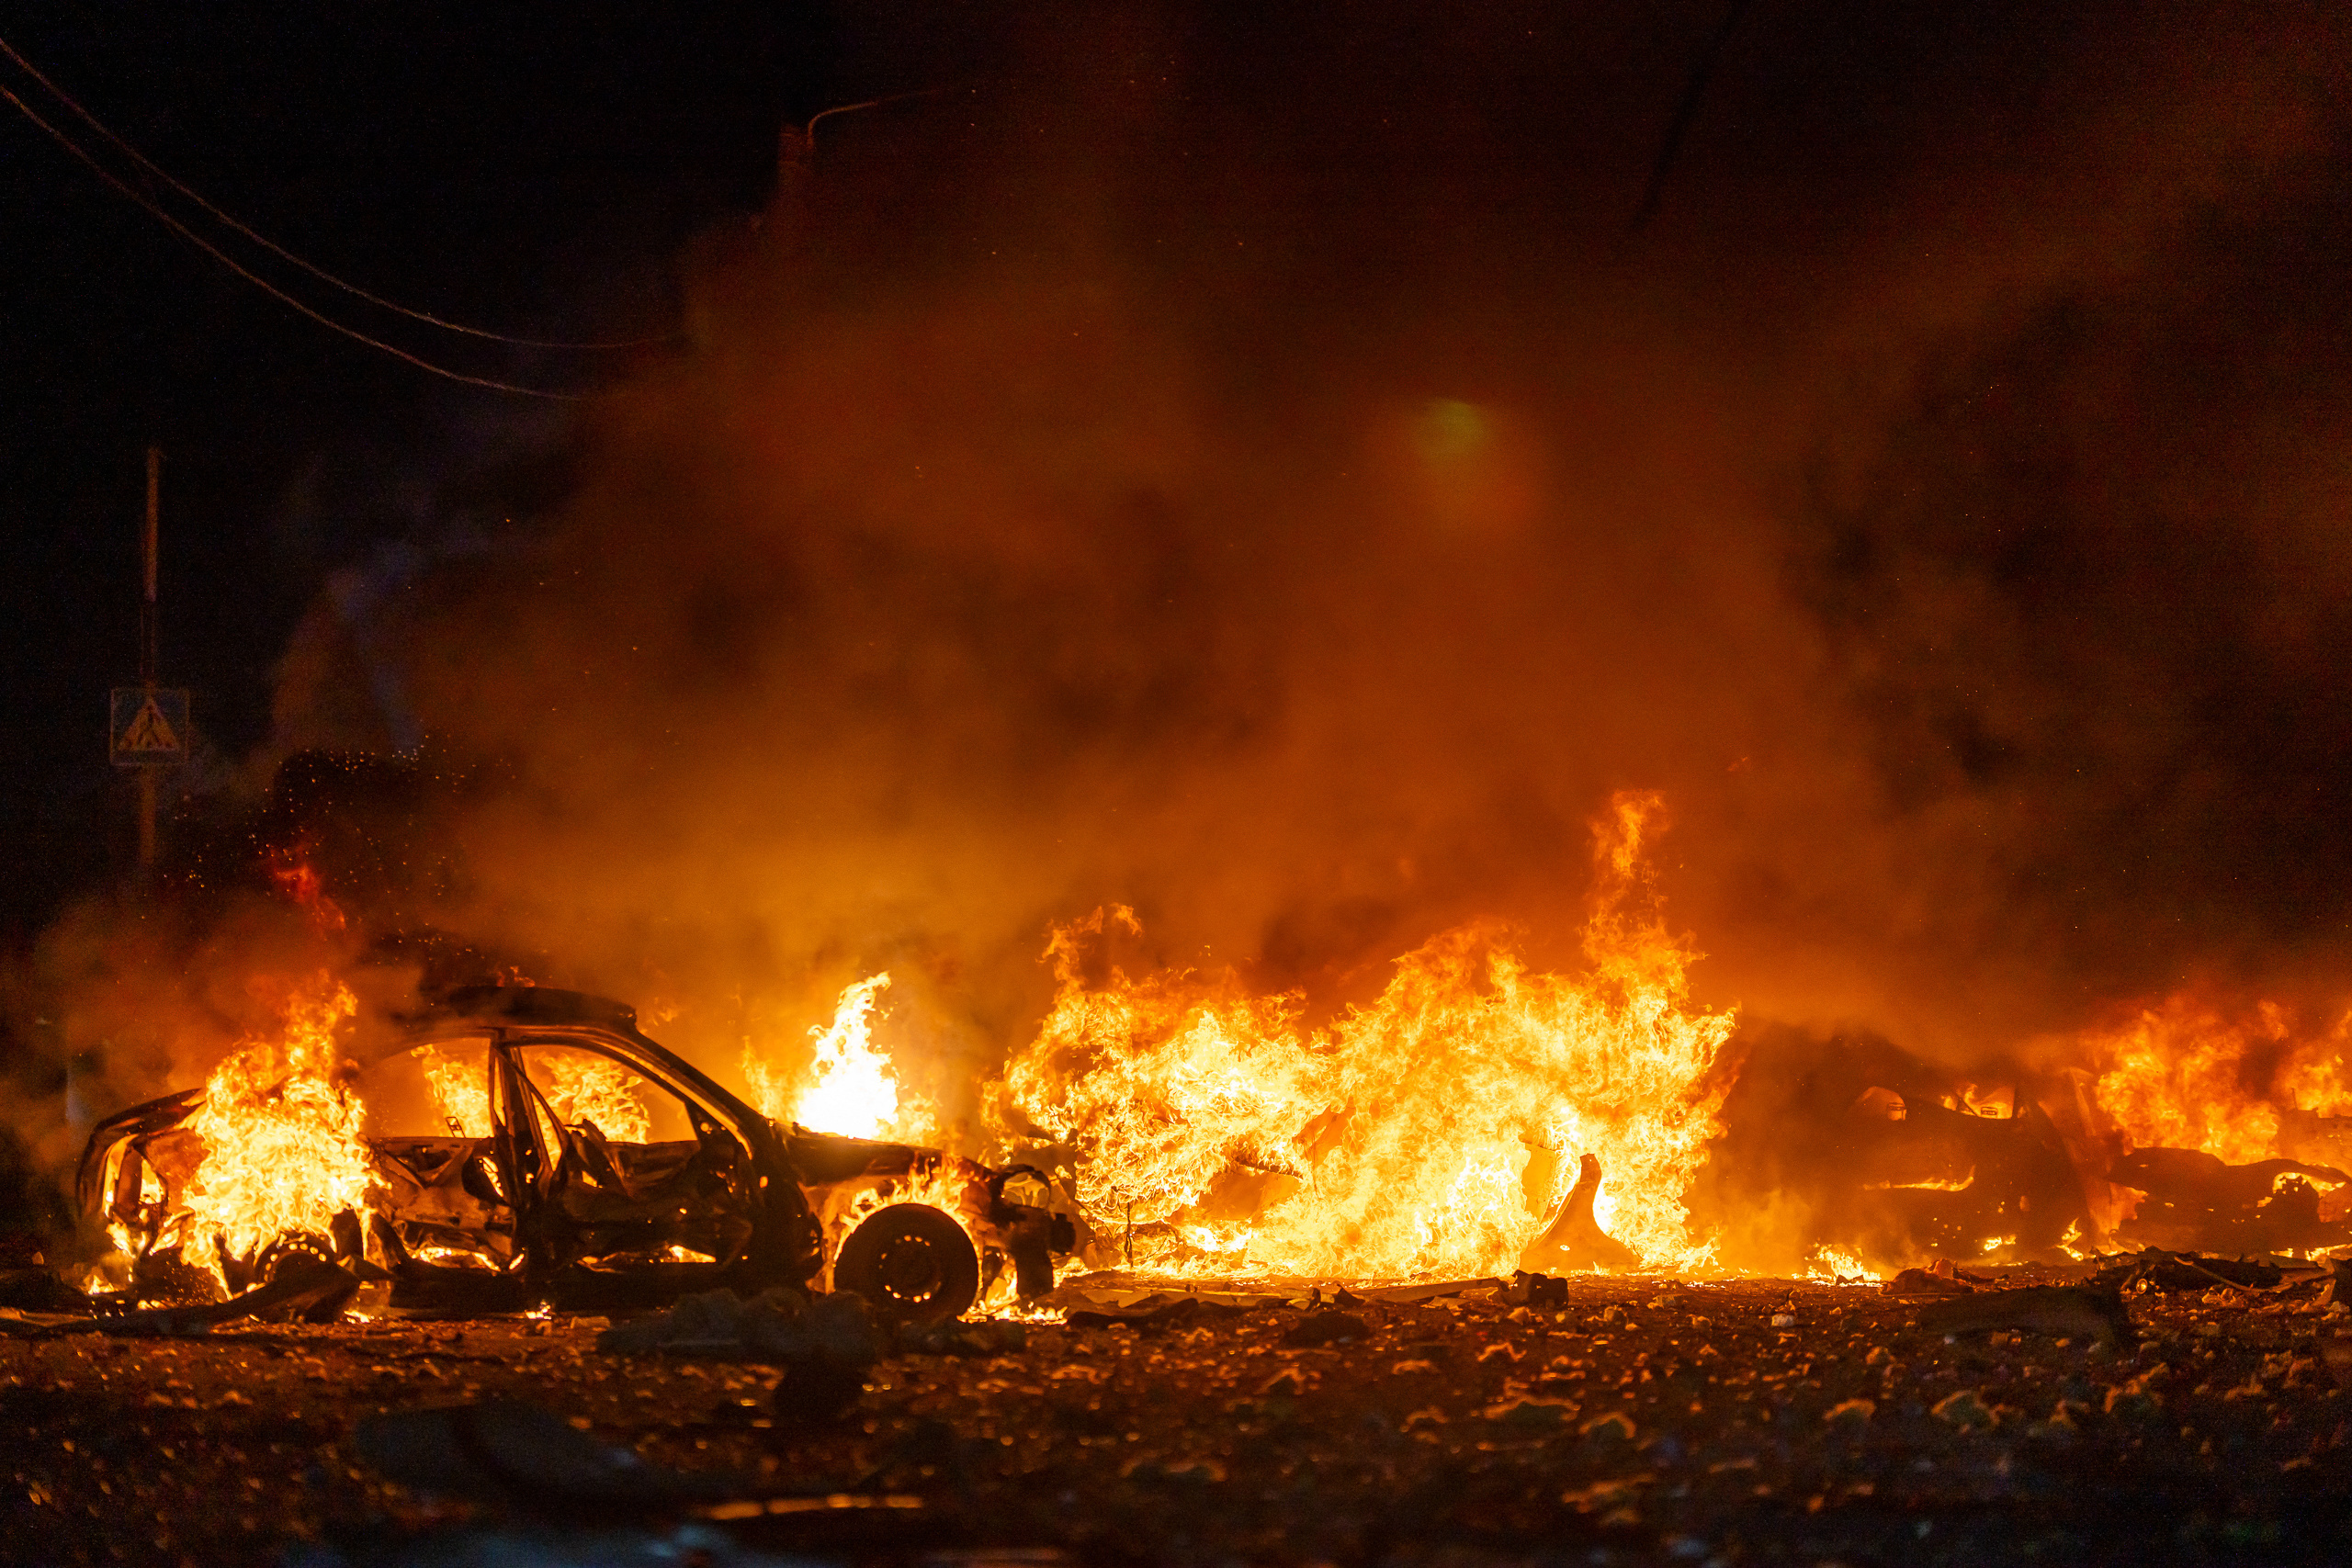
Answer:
[{"left": 7, "top": 1257, "right": 358, "bottom": 1337}]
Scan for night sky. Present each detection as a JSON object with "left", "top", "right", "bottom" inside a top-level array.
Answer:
[
  {"left": 6, "top": 2, "right": 2352, "bottom": 1099},
  {"left": 0, "top": 2, "right": 820, "bottom": 931}
]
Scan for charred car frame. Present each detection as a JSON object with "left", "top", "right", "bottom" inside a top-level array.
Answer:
[{"left": 78, "top": 986, "right": 1075, "bottom": 1318}]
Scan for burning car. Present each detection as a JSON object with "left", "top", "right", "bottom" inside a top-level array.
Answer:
[
  {"left": 78, "top": 984, "right": 1075, "bottom": 1319},
  {"left": 1702, "top": 1023, "right": 2352, "bottom": 1268}
]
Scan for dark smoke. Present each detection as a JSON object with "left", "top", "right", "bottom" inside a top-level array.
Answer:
[
  {"left": 17, "top": 2, "right": 2352, "bottom": 1214},
  {"left": 285, "top": 1, "right": 2352, "bottom": 1062}
]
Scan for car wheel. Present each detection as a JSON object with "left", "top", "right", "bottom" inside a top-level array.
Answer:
[
  {"left": 253, "top": 1230, "right": 337, "bottom": 1285},
  {"left": 833, "top": 1203, "right": 978, "bottom": 1322},
  {"left": 251, "top": 1229, "right": 361, "bottom": 1322}
]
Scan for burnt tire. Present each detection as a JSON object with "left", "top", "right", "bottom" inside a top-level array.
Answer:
[
  {"left": 833, "top": 1203, "right": 978, "bottom": 1323},
  {"left": 254, "top": 1231, "right": 336, "bottom": 1285}
]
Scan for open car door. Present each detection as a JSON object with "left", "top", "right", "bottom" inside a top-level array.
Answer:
[{"left": 498, "top": 1036, "right": 763, "bottom": 1310}]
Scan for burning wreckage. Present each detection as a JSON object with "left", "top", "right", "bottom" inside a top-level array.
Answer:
[
  {"left": 65, "top": 970, "right": 2352, "bottom": 1325},
  {"left": 20, "top": 847, "right": 2352, "bottom": 1568},
  {"left": 75, "top": 983, "right": 1080, "bottom": 1322},
  {"left": 1712, "top": 1030, "right": 2352, "bottom": 1269},
  {"left": 17, "top": 964, "right": 2352, "bottom": 1568}
]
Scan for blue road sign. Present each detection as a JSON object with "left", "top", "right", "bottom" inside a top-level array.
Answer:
[{"left": 110, "top": 687, "right": 189, "bottom": 766}]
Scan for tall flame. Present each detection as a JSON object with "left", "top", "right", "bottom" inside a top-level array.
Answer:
[
  {"left": 746, "top": 973, "right": 937, "bottom": 1142},
  {"left": 180, "top": 976, "right": 374, "bottom": 1286},
  {"left": 989, "top": 791, "right": 1737, "bottom": 1277}
]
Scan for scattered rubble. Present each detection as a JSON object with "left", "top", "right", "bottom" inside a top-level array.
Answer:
[
  {"left": 1917, "top": 1283, "right": 2136, "bottom": 1345},
  {"left": 354, "top": 1397, "right": 755, "bottom": 1508},
  {"left": 593, "top": 1286, "right": 876, "bottom": 1364},
  {"left": 7, "top": 1258, "right": 2352, "bottom": 1566},
  {"left": 595, "top": 1286, "right": 880, "bottom": 1420},
  {"left": 1278, "top": 1309, "right": 1369, "bottom": 1347}
]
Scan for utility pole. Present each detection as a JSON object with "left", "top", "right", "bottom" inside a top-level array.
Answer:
[
  {"left": 109, "top": 446, "right": 186, "bottom": 875},
  {"left": 138, "top": 446, "right": 159, "bottom": 870}
]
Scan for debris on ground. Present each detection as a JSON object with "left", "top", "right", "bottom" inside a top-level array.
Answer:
[
  {"left": 1885, "top": 1263, "right": 1977, "bottom": 1297},
  {"left": 596, "top": 1286, "right": 881, "bottom": 1420},
  {"left": 1917, "top": 1283, "right": 2137, "bottom": 1345},
  {"left": 594, "top": 1286, "right": 876, "bottom": 1364},
  {"left": 284, "top": 1518, "right": 831, "bottom": 1568},
  {"left": 0, "top": 1266, "right": 96, "bottom": 1315},
  {"left": 1279, "top": 1309, "right": 1369, "bottom": 1347},
  {"left": 15, "top": 1268, "right": 2352, "bottom": 1566},
  {"left": 1887, "top": 1255, "right": 2033, "bottom": 1295},
  {"left": 1500, "top": 1270, "right": 1570, "bottom": 1308},
  {"left": 892, "top": 1315, "right": 1029, "bottom": 1356},
  {"left": 1930, "top": 1388, "right": 1999, "bottom": 1431},
  {"left": 355, "top": 1398, "right": 754, "bottom": 1509},
  {"left": 1, "top": 1257, "right": 358, "bottom": 1337},
  {"left": 1062, "top": 1293, "right": 1247, "bottom": 1330}
]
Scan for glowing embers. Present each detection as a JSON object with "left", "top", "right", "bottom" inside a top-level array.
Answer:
[
  {"left": 988, "top": 790, "right": 1737, "bottom": 1279},
  {"left": 2087, "top": 995, "right": 2352, "bottom": 1166},
  {"left": 745, "top": 972, "right": 937, "bottom": 1143},
  {"left": 179, "top": 976, "right": 375, "bottom": 1289}
]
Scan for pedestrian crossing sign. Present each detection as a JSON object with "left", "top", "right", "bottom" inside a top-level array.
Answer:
[{"left": 110, "top": 687, "right": 188, "bottom": 766}]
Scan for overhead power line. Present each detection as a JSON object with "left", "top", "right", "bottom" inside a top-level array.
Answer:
[
  {"left": 804, "top": 88, "right": 944, "bottom": 138},
  {"left": 1626, "top": 0, "right": 1755, "bottom": 240},
  {"left": 0, "top": 30, "right": 670, "bottom": 353},
  {"left": 0, "top": 82, "right": 585, "bottom": 399}
]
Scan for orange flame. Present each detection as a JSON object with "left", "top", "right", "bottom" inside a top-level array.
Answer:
[
  {"left": 745, "top": 973, "right": 936, "bottom": 1142},
  {"left": 179, "top": 975, "right": 373, "bottom": 1287},
  {"left": 532, "top": 1048, "right": 654, "bottom": 1143},
  {"left": 2086, "top": 995, "right": 2352, "bottom": 1164},
  {"left": 988, "top": 791, "right": 1736, "bottom": 1277},
  {"left": 1806, "top": 1245, "right": 1881, "bottom": 1282},
  {"left": 420, "top": 1043, "right": 492, "bottom": 1138}
]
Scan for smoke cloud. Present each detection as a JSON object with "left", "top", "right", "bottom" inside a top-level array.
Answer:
[{"left": 19, "top": 1, "right": 2352, "bottom": 1200}]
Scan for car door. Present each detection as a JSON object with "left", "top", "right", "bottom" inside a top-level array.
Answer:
[
  {"left": 353, "top": 1034, "right": 518, "bottom": 1272},
  {"left": 497, "top": 1036, "right": 759, "bottom": 1292}
]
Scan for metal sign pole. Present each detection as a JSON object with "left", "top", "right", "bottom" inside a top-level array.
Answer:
[
  {"left": 110, "top": 447, "right": 189, "bottom": 870},
  {"left": 137, "top": 447, "right": 160, "bottom": 872}
]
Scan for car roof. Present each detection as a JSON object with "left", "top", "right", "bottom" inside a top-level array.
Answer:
[
  {"left": 371, "top": 987, "right": 775, "bottom": 1145},
  {"left": 429, "top": 985, "right": 640, "bottom": 1032}
]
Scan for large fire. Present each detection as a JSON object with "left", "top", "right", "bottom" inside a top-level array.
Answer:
[
  {"left": 178, "top": 976, "right": 375, "bottom": 1288},
  {"left": 2087, "top": 994, "right": 2352, "bottom": 1165},
  {"left": 745, "top": 972, "right": 936, "bottom": 1142},
  {"left": 90, "top": 803, "right": 2352, "bottom": 1307},
  {"left": 531, "top": 1048, "right": 655, "bottom": 1144},
  {"left": 988, "top": 791, "right": 1737, "bottom": 1278}
]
